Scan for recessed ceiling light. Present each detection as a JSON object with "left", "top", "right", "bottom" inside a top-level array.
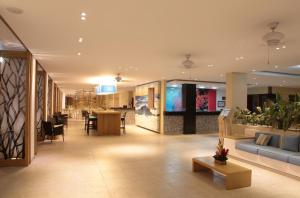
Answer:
[
  {"left": 274, "top": 65, "right": 278, "bottom": 69},
  {"left": 282, "top": 45, "right": 286, "bottom": 49},
  {"left": 77, "top": 52, "right": 81, "bottom": 56},
  {"left": 81, "top": 16, "right": 86, "bottom": 20},
  {"left": 78, "top": 37, "right": 83, "bottom": 43},
  {"left": 0, "top": 57, "right": 4, "bottom": 63},
  {"left": 240, "top": 56, "right": 244, "bottom": 59},
  {"left": 81, "top": 12, "right": 87, "bottom": 16},
  {"left": 276, "top": 47, "right": 280, "bottom": 50},
  {"left": 208, "top": 64, "right": 214, "bottom": 67}
]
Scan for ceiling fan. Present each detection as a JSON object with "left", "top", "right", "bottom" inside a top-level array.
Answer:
[
  {"left": 262, "top": 21, "right": 286, "bottom": 64},
  {"left": 115, "top": 73, "right": 131, "bottom": 83},
  {"left": 178, "top": 54, "right": 199, "bottom": 79}
]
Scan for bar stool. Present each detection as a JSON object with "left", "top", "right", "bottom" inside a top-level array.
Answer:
[
  {"left": 86, "top": 115, "right": 97, "bottom": 135},
  {"left": 120, "top": 111, "right": 127, "bottom": 134}
]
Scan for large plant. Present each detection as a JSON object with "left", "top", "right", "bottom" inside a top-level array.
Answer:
[{"left": 233, "top": 94, "right": 300, "bottom": 131}]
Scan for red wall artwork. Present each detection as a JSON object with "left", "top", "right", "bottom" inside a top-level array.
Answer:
[{"left": 196, "top": 89, "right": 216, "bottom": 111}]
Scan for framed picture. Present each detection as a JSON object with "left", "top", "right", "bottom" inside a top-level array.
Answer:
[{"left": 218, "top": 101, "right": 225, "bottom": 108}]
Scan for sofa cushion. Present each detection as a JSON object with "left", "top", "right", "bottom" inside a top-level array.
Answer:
[
  {"left": 258, "top": 146, "right": 296, "bottom": 162},
  {"left": 282, "top": 135, "right": 300, "bottom": 152},
  {"left": 255, "top": 132, "right": 280, "bottom": 147},
  {"left": 256, "top": 134, "right": 272, "bottom": 146},
  {"left": 288, "top": 155, "right": 300, "bottom": 166},
  {"left": 236, "top": 142, "right": 259, "bottom": 154}
]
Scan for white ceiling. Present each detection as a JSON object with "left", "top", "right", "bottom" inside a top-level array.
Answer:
[{"left": 1, "top": 0, "right": 300, "bottom": 92}]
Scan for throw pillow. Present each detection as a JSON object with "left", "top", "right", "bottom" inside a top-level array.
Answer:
[
  {"left": 282, "top": 136, "right": 300, "bottom": 152},
  {"left": 256, "top": 134, "right": 265, "bottom": 145},
  {"left": 261, "top": 135, "right": 271, "bottom": 146}
]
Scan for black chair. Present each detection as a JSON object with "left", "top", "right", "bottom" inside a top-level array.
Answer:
[
  {"left": 85, "top": 114, "right": 97, "bottom": 135},
  {"left": 42, "top": 121, "right": 64, "bottom": 142},
  {"left": 82, "top": 110, "right": 88, "bottom": 119},
  {"left": 120, "top": 111, "right": 127, "bottom": 132}
]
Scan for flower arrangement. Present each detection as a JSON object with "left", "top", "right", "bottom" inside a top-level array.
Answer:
[{"left": 213, "top": 139, "right": 229, "bottom": 165}]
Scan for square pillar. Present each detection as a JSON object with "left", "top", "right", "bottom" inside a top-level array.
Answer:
[{"left": 226, "top": 72, "right": 247, "bottom": 110}]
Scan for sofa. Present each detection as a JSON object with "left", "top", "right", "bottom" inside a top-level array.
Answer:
[{"left": 224, "top": 132, "right": 300, "bottom": 177}]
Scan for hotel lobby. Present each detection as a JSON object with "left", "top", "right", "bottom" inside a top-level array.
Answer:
[{"left": 1, "top": 1, "right": 300, "bottom": 198}]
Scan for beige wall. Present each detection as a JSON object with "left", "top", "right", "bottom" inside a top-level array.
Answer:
[
  {"left": 247, "top": 87, "right": 269, "bottom": 95},
  {"left": 95, "top": 89, "right": 134, "bottom": 108},
  {"left": 248, "top": 86, "right": 300, "bottom": 101},
  {"left": 272, "top": 87, "right": 300, "bottom": 101}
]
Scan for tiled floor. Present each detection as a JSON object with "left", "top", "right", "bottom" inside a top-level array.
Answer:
[{"left": 0, "top": 120, "right": 300, "bottom": 198}]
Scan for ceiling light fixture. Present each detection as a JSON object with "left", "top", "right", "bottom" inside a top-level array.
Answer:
[
  {"left": 282, "top": 45, "right": 286, "bottom": 49},
  {"left": 274, "top": 65, "right": 278, "bottom": 69},
  {"left": 208, "top": 64, "right": 214, "bottom": 67},
  {"left": 78, "top": 37, "right": 83, "bottom": 43},
  {"left": 240, "top": 56, "right": 244, "bottom": 59},
  {"left": 77, "top": 52, "right": 81, "bottom": 56},
  {"left": 262, "top": 21, "right": 285, "bottom": 64},
  {"left": 80, "top": 13, "right": 87, "bottom": 21}
]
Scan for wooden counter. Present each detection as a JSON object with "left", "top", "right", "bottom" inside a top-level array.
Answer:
[{"left": 93, "top": 111, "right": 121, "bottom": 136}]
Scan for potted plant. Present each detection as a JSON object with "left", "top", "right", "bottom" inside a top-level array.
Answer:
[{"left": 213, "top": 139, "right": 229, "bottom": 165}]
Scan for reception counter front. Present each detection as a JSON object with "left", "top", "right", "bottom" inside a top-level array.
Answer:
[{"left": 164, "top": 111, "right": 220, "bottom": 135}]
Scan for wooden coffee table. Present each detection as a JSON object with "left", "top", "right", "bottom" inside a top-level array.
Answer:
[{"left": 192, "top": 156, "right": 251, "bottom": 190}]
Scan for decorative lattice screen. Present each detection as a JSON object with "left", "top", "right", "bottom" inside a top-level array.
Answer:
[
  {"left": 36, "top": 64, "right": 45, "bottom": 139},
  {"left": 0, "top": 57, "right": 27, "bottom": 160},
  {"left": 48, "top": 78, "right": 53, "bottom": 117}
]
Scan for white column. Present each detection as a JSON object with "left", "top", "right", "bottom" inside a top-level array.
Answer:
[{"left": 226, "top": 72, "right": 247, "bottom": 110}]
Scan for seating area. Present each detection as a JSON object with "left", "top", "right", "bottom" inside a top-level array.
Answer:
[{"left": 225, "top": 132, "right": 300, "bottom": 177}]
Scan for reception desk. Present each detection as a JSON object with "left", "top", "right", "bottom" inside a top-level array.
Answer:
[{"left": 93, "top": 111, "right": 121, "bottom": 136}]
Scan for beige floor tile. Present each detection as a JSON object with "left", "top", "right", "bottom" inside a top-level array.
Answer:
[{"left": 0, "top": 121, "right": 299, "bottom": 198}]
